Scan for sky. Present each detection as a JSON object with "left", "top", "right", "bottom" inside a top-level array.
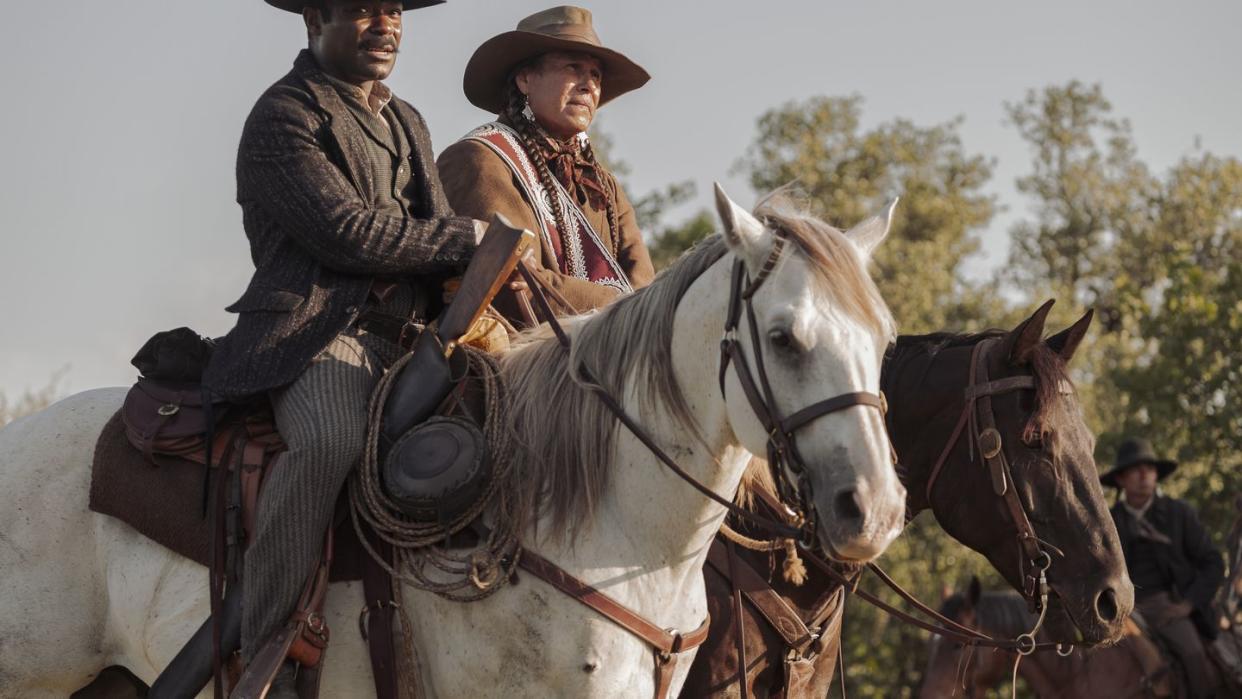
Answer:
[{"left": 1, "top": 0, "right": 1240, "bottom": 399}]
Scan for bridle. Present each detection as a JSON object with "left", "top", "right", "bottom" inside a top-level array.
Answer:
[
  {"left": 503, "top": 234, "right": 890, "bottom": 698},
  {"left": 717, "top": 233, "right": 888, "bottom": 547},
  {"left": 922, "top": 336, "right": 1066, "bottom": 650},
  {"left": 707, "top": 333, "right": 1078, "bottom": 699}
]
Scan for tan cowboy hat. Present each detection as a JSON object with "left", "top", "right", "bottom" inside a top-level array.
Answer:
[
  {"left": 264, "top": 0, "right": 445, "bottom": 13},
  {"left": 463, "top": 5, "right": 651, "bottom": 114},
  {"left": 1099, "top": 437, "right": 1178, "bottom": 488}
]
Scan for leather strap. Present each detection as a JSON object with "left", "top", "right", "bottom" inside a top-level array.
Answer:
[
  {"left": 725, "top": 540, "right": 751, "bottom": 699},
  {"left": 517, "top": 548, "right": 710, "bottom": 698},
  {"left": 780, "top": 392, "right": 884, "bottom": 434},
  {"left": 707, "top": 539, "right": 817, "bottom": 653},
  {"left": 361, "top": 539, "right": 400, "bottom": 699},
  {"left": 355, "top": 310, "right": 423, "bottom": 351},
  {"left": 515, "top": 261, "right": 804, "bottom": 540}
]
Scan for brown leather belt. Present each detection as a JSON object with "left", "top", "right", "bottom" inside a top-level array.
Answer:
[{"left": 355, "top": 309, "right": 424, "bottom": 351}]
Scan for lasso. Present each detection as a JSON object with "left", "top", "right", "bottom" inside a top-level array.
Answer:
[{"left": 348, "top": 344, "right": 523, "bottom": 603}]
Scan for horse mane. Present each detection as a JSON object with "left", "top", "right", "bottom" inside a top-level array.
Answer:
[
  {"left": 499, "top": 235, "right": 727, "bottom": 540},
  {"left": 886, "top": 330, "right": 1094, "bottom": 469},
  {"left": 501, "top": 193, "right": 895, "bottom": 542},
  {"left": 940, "top": 589, "right": 1037, "bottom": 639}
]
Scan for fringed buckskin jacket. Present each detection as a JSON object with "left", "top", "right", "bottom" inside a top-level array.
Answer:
[
  {"left": 436, "top": 122, "right": 654, "bottom": 320},
  {"left": 204, "top": 51, "right": 477, "bottom": 399}
]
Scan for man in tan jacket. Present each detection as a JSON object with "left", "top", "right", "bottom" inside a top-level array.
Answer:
[{"left": 437, "top": 6, "right": 654, "bottom": 323}]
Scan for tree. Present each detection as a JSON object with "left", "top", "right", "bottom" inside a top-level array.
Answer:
[
  {"left": 1006, "top": 82, "right": 1242, "bottom": 540},
  {"left": 734, "top": 96, "right": 1015, "bottom": 697},
  {"left": 589, "top": 120, "right": 715, "bottom": 271},
  {"left": 740, "top": 95, "right": 998, "bottom": 333}
]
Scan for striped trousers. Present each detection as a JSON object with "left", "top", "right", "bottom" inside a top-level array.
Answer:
[{"left": 241, "top": 329, "right": 400, "bottom": 659}]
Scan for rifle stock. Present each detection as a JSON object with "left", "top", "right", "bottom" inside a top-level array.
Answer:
[{"left": 436, "top": 213, "right": 534, "bottom": 354}]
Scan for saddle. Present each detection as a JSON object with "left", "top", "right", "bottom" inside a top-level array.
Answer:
[{"left": 89, "top": 215, "right": 535, "bottom": 699}]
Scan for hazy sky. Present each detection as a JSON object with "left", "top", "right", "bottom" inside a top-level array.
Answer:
[{"left": 1, "top": 0, "right": 1239, "bottom": 398}]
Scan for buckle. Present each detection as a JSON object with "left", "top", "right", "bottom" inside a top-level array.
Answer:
[{"left": 977, "top": 428, "right": 1002, "bottom": 459}]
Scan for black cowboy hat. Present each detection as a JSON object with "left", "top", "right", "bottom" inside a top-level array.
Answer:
[
  {"left": 1099, "top": 437, "right": 1177, "bottom": 488},
  {"left": 462, "top": 5, "right": 650, "bottom": 115},
  {"left": 264, "top": 0, "right": 445, "bottom": 13}
]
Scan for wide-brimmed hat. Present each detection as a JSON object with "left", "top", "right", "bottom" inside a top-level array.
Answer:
[
  {"left": 265, "top": 0, "right": 444, "bottom": 13},
  {"left": 1099, "top": 437, "right": 1178, "bottom": 488},
  {"left": 463, "top": 5, "right": 650, "bottom": 115}
]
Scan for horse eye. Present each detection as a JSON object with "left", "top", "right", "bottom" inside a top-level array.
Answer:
[{"left": 768, "top": 329, "right": 793, "bottom": 350}]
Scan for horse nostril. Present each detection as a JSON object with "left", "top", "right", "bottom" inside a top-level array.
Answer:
[
  {"left": 1096, "top": 587, "right": 1119, "bottom": 622},
  {"left": 833, "top": 487, "right": 865, "bottom": 523}
]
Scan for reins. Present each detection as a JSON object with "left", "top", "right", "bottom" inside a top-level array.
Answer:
[
  {"left": 516, "top": 233, "right": 887, "bottom": 544},
  {"left": 515, "top": 260, "right": 803, "bottom": 540}
]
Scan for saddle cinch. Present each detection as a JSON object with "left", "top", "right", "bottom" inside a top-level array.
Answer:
[{"left": 88, "top": 216, "right": 536, "bottom": 699}]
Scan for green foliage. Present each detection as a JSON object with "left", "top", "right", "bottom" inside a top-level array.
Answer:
[
  {"left": 589, "top": 120, "right": 713, "bottom": 271},
  {"left": 1006, "top": 84, "right": 1242, "bottom": 542},
  {"left": 740, "top": 95, "right": 997, "bottom": 333},
  {"left": 646, "top": 210, "right": 716, "bottom": 270}
]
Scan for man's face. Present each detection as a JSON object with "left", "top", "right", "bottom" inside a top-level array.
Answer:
[
  {"left": 517, "top": 52, "right": 603, "bottom": 140},
  {"left": 306, "top": 1, "right": 404, "bottom": 84},
  {"left": 1116, "top": 462, "right": 1158, "bottom": 504}
]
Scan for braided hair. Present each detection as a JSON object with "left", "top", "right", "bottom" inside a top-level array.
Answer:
[{"left": 501, "top": 65, "right": 622, "bottom": 259}]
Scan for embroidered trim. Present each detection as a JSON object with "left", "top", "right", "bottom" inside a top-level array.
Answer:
[{"left": 462, "top": 123, "right": 633, "bottom": 294}]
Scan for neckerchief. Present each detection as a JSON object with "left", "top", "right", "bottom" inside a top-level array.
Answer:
[{"left": 538, "top": 134, "right": 609, "bottom": 210}]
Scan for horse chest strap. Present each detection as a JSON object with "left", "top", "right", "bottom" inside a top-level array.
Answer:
[{"left": 516, "top": 548, "right": 710, "bottom": 697}]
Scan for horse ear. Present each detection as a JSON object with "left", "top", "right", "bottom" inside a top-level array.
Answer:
[
  {"left": 968, "top": 576, "right": 982, "bottom": 607},
  {"left": 714, "top": 182, "right": 768, "bottom": 266},
  {"left": 844, "top": 197, "right": 898, "bottom": 258},
  {"left": 1001, "top": 299, "right": 1055, "bottom": 366},
  {"left": 1045, "top": 309, "right": 1094, "bottom": 363}
]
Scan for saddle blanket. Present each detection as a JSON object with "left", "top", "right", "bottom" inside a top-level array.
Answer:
[{"left": 89, "top": 409, "right": 369, "bottom": 582}]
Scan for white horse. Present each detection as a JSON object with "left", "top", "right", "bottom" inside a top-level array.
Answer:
[{"left": 0, "top": 185, "right": 906, "bottom": 698}]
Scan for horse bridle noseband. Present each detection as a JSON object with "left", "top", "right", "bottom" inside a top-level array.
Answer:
[
  {"left": 922, "top": 337, "right": 1066, "bottom": 645},
  {"left": 717, "top": 233, "right": 888, "bottom": 547}
]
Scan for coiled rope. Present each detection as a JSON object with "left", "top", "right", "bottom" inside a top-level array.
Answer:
[{"left": 348, "top": 343, "right": 523, "bottom": 603}]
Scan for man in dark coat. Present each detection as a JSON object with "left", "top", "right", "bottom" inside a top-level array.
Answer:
[
  {"left": 199, "top": 0, "right": 481, "bottom": 687},
  {"left": 1102, "top": 437, "right": 1225, "bottom": 698}
]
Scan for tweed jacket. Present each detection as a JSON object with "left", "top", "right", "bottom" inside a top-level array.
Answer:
[
  {"left": 436, "top": 134, "right": 654, "bottom": 320},
  {"left": 1111, "top": 495, "right": 1225, "bottom": 638},
  {"left": 204, "top": 51, "right": 476, "bottom": 399}
]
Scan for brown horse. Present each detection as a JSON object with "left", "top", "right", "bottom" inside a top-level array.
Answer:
[
  {"left": 682, "top": 301, "right": 1134, "bottom": 697},
  {"left": 920, "top": 577, "right": 1173, "bottom": 698}
]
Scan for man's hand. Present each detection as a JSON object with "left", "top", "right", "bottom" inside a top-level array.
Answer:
[{"left": 507, "top": 244, "right": 537, "bottom": 291}]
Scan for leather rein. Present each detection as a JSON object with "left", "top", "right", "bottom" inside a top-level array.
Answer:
[{"left": 506, "top": 234, "right": 887, "bottom": 696}]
